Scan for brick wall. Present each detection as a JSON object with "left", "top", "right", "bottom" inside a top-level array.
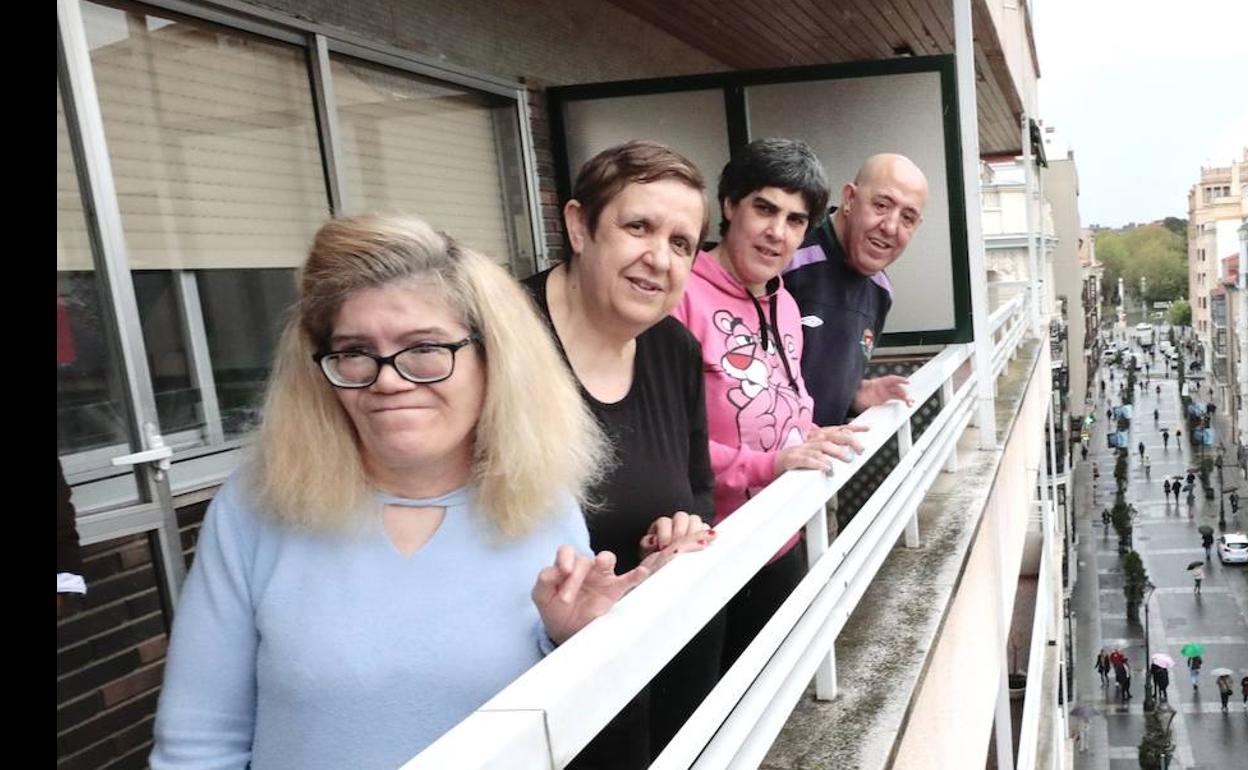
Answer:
[{"left": 56, "top": 502, "right": 209, "bottom": 770}]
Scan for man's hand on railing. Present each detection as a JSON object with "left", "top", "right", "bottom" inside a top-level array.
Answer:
[
  {"left": 639, "top": 511, "right": 714, "bottom": 558},
  {"left": 851, "top": 375, "right": 914, "bottom": 413}
]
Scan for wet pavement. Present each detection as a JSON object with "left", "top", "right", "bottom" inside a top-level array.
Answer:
[{"left": 1072, "top": 349, "right": 1248, "bottom": 769}]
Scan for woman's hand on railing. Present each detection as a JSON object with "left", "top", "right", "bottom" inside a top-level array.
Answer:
[
  {"left": 639, "top": 511, "right": 714, "bottom": 558},
  {"left": 535, "top": 521, "right": 716, "bottom": 645},
  {"left": 808, "top": 423, "right": 869, "bottom": 456},
  {"left": 774, "top": 431, "right": 860, "bottom": 476},
  {"left": 533, "top": 547, "right": 648, "bottom": 646}
]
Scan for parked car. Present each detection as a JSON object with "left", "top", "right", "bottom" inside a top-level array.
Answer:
[{"left": 1217, "top": 532, "right": 1248, "bottom": 564}]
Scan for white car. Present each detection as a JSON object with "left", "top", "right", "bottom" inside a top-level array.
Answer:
[{"left": 1217, "top": 533, "right": 1248, "bottom": 564}]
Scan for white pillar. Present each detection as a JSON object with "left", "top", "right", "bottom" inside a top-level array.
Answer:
[
  {"left": 1023, "top": 114, "right": 1042, "bottom": 336},
  {"left": 955, "top": 0, "right": 998, "bottom": 449},
  {"left": 995, "top": 668, "right": 1016, "bottom": 770}
]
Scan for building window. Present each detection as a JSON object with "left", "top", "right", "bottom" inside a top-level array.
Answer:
[
  {"left": 61, "top": 0, "right": 538, "bottom": 482},
  {"left": 330, "top": 56, "right": 534, "bottom": 270}
]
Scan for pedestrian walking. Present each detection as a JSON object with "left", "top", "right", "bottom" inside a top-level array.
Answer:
[
  {"left": 1186, "top": 485, "right": 1196, "bottom": 512},
  {"left": 1144, "top": 454, "right": 1151, "bottom": 478},
  {"left": 1164, "top": 479, "right": 1172, "bottom": 500},
  {"left": 1202, "top": 531, "right": 1214, "bottom": 560},
  {"left": 1231, "top": 491, "right": 1239, "bottom": 514},
  {"left": 1095, "top": 649, "right": 1111, "bottom": 687},
  {"left": 1093, "top": 462, "right": 1100, "bottom": 481},
  {"left": 1176, "top": 427, "right": 1182, "bottom": 443},
  {"left": 1216, "top": 673, "right": 1233, "bottom": 712},
  {"left": 1188, "top": 654, "right": 1202, "bottom": 689},
  {"left": 1155, "top": 384, "right": 1161, "bottom": 398},
  {"left": 1138, "top": 441, "right": 1146, "bottom": 459},
  {"left": 1241, "top": 675, "right": 1247, "bottom": 709},
  {"left": 1153, "top": 407, "right": 1160, "bottom": 423},
  {"left": 1162, "top": 429, "right": 1170, "bottom": 450},
  {"left": 1173, "top": 480, "right": 1182, "bottom": 503},
  {"left": 1151, "top": 663, "right": 1169, "bottom": 702},
  {"left": 1107, "top": 407, "right": 1113, "bottom": 422},
  {"left": 1191, "top": 564, "right": 1204, "bottom": 595},
  {"left": 1114, "top": 657, "right": 1132, "bottom": 702},
  {"left": 1080, "top": 444, "right": 1088, "bottom": 461}
]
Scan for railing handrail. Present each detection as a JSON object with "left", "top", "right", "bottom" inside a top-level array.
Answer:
[{"left": 403, "top": 341, "right": 990, "bottom": 770}]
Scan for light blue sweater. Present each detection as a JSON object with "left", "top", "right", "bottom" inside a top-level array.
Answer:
[{"left": 150, "top": 472, "right": 589, "bottom": 769}]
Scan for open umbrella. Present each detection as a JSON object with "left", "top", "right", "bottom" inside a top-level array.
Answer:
[
  {"left": 1181, "top": 642, "right": 1205, "bottom": 657},
  {"left": 1186, "top": 561, "right": 1204, "bottom": 571},
  {"left": 1209, "top": 667, "right": 1233, "bottom": 678},
  {"left": 1151, "top": 653, "right": 1175, "bottom": 669},
  {"left": 1070, "top": 703, "right": 1100, "bottom": 719},
  {"left": 1198, "top": 525, "right": 1214, "bottom": 536}
]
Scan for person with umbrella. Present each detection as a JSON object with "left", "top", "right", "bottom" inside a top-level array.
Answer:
[
  {"left": 1069, "top": 704, "right": 1099, "bottom": 752},
  {"left": 1095, "top": 649, "right": 1112, "bottom": 687},
  {"left": 1182, "top": 643, "right": 1204, "bottom": 689},
  {"left": 1150, "top": 653, "right": 1173, "bottom": 703},
  {"left": 1173, "top": 477, "right": 1183, "bottom": 504},
  {"left": 1188, "top": 561, "right": 1205, "bottom": 595},
  {"left": 1213, "top": 670, "right": 1234, "bottom": 711},
  {"left": 1199, "top": 526, "right": 1215, "bottom": 560}
]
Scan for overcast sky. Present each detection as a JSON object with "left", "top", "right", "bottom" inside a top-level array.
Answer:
[{"left": 1033, "top": 0, "right": 1247, "bottom": 228}]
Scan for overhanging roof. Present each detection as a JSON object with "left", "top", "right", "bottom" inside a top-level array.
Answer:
[{"left": 607, "top": 0, "right": 1029, "bottom": 155}]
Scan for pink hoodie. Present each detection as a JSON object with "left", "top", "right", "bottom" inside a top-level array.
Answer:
[{"left": 672, "top": 252, "right": 816, "bottom": 542}]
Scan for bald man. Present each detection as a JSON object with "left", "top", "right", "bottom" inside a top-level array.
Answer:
[{"left": 784, "top": 153, "right": 929, "bottom": 426}]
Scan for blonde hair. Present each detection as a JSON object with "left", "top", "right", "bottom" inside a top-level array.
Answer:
[{"left": 254, "top": 214, "right": 606, "bottom": 538}]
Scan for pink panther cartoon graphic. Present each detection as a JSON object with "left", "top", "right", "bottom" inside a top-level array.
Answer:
[{"left": 712, "top": 309, "right": 808, "bottom": 452}]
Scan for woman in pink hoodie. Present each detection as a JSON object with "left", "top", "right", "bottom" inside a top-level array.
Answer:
[{"left": 673, "top": 138, "right": 864, "bottom": 669}]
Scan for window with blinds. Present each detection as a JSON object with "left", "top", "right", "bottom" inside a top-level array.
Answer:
[{"left": 331, "top": 56, "right": 530, "bottom": 267}]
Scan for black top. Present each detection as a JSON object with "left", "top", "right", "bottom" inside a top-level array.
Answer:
[
  {"left": 524, "top": 268, "right": 715, "bottom": 572},
  {"left": 783, "top": 212, "right": 893, "bottom": 426}
]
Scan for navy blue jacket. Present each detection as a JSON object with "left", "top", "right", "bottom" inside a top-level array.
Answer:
[{"left": 783, "top": 212, "right": 893, "bottom": 426}]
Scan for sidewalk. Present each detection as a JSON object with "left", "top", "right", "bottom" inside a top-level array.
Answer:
[{"left": 1072, "top": 362, "right": 1204, "bottom": 770}]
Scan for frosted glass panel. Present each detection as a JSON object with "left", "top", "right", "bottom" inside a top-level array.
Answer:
[
  {"left": 747, "top": 72, "right": 954, "bottom": 337},
  {"left": 562, "top": 89, "right": 728, "bottom": 237}
]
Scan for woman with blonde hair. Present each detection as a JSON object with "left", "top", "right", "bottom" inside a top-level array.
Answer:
[{"left": 150, "top": 215, "right": 703, "bottom": 769}]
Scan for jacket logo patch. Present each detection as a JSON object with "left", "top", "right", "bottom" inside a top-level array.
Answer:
[
  {"left": 800, "top": 315, "right": 823, "bottom": 328},
  {"left": 860, "top": 328, "right": 876, "bottom": 360}
]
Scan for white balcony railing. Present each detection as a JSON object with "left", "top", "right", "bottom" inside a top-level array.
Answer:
[{"left": 405, "top": 295, "right": 1033, "bottom": 770}]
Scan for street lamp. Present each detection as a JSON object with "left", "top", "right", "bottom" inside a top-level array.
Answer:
[
  {"left": 1142, "top": 581, "right": 1157, "bottom": 711},
  {"left": 1217, "top": 447, "right": 1227, "bottom": 529}
]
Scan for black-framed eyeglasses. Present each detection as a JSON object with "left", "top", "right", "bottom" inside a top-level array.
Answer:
[{"left": 313, "top": 334, "right": 481, "bottom": 389}]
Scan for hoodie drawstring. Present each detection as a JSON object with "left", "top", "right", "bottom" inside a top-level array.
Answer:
[{"left": 747, "top": 282, "right": 799, "bottom": 394}]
